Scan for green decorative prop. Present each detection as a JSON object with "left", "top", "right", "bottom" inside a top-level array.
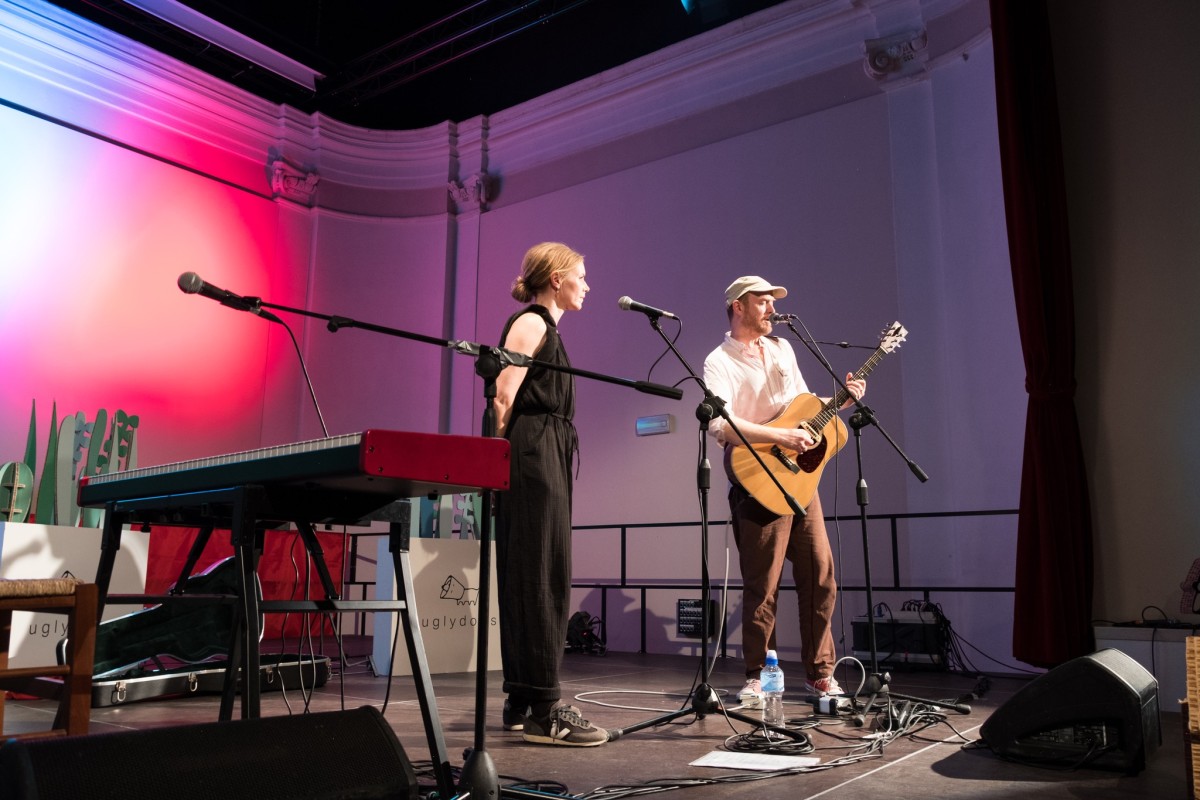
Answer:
[
  {"left": 10, "top": 402, "right": 140, "bottom": 527},
  {"left": 0, "top": 461, "right": 34, "bottom": 522},
  {"left": 454, "top": 493, "right": 485, "bottom": 540},
  {"left": 78, "top": 409, "right": 108, "bottom": 529},
  {"left": 79, "top": 409, "right": 139, "bottom": 528},
  {"left": 54, "top": 413, "right": 81, "bottom": 526},
  {"left": 34, "top": 401, "right": 58, "bottom": 524},
  {"left": 24, "top": 401, "right": 37, "bottom": 475}
]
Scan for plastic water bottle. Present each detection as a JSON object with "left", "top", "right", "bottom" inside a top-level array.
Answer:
[{"left": 760, "top": 649, "right": 785, "bottom": 726}]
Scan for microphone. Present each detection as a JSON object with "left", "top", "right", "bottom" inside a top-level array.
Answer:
[
  {"left": 618, "top": 296, "right": 678, "bottom": 320},
  {"left": 769, "top": 313, "right": 796, "bottom": 323},
  {"left": 934, "top": 700, "right": 973, "bottom": 715},
  {"left": 178, "top": 272, "right": 265, "bottom": 315}
]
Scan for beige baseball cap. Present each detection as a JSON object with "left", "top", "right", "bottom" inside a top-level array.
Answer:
[{"left": 724, "top": 275, "right": 788, "bottom": 307}]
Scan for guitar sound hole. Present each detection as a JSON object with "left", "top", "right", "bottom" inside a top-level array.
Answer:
[{"left": 796, "top": 440, "right": 826, "bottom": 471}]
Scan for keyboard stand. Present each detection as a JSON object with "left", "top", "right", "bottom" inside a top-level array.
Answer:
[{"left": 93, "top": 486, "right": 456, "bottom": 800}]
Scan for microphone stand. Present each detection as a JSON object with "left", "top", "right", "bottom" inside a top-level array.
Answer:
[
  {"left": 253, "top": 296, "right": 683, "bottom": 798},
  {"left": 605, "top": 312, "right": 809, "bottom": 745},
  {"left": 774, "top": 317, "right": 968, "bottom": 726}
]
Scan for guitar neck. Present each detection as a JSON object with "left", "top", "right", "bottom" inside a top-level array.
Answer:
[{"left": 809, "top": 345, "right": 890, "bottom": 431}]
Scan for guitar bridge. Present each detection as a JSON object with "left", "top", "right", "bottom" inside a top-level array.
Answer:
[
  {"left": 770, "top": 445, "right": 801, "bottom": 474},
  {"left": 799, "top": 422, "right": 822, "bottom": 446}
]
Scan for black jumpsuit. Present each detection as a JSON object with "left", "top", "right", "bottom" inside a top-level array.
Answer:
[{"left": 495, "top": 304, "right": 577, "bottom": 707}]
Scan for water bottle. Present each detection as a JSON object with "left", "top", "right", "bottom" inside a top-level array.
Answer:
[{"left": 760, "top": 649, "right": 785, "bottom": 726}]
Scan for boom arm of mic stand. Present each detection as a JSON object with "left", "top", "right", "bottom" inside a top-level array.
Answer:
[
  {"left": 779, "top": 319, "right": 928, "bottom": 483},
  {"left": 237, "top": 296, "right": 283, "bottom": 324},
  {"left": 256, "top": 300, "right": 453, "bottom": 349},
  {"left": 706, "top": 395, "right": 805, "bottom": 517},
  {"left": 642, "top": 318, "right": 804, "bottom": 515},
  {"left": 254, "top": 299, "right": 685, "bottom": 400},
  {"left": 454, "top": 341, "right": 683, "bottom": 399}
]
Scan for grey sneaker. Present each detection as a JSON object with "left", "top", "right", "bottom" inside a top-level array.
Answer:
[
  {"left": 503, "top": 699, "right": 527, "bottom": 731},
  {"left": 522, "top": 703, "right": 608, "bottom": 747}
]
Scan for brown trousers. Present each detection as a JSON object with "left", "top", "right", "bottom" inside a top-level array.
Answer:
[{"left": 729, "top": 483, "right": 837, "bottom": 682}]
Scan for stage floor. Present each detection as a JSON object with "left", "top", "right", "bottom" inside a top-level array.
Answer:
[{"left": 4, "top": 649, "right": 1186, "bottom": 799}]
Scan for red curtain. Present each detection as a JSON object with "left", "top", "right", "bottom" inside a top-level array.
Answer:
[{"left": 990, "top": 0, "right": 1094, "bottom": 667}]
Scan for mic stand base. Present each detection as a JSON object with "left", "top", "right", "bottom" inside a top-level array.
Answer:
[
  {"left": 606, "top": 682, "right": 809, "bottom": 745},
  {"left": 459, "top": 748, "right": 499, "bottom": 800},
  {"left": 848, "top": 670, "right": 971, "bottom": 728},
  {"left": 846, "top": 415, "right": 960, "bottom": 729}
]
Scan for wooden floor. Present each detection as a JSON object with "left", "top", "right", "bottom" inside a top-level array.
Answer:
[{"left": 3, "top": 648, "right": 1188, "bottom": 799}]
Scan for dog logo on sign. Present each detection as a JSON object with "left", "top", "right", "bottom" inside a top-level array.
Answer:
[{"left": 439, "top": 575, "right": 479, "bottom": 606}]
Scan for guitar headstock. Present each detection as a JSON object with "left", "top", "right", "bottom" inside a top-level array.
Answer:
[{"left": 879, "top": 322, "right": 907, "bottom": 353}]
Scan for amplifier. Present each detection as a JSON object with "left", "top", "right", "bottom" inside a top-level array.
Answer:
[
  {"left": 852, "top": 612, "right": 944, "bottom": 668},
  {"left": 677, "top": 599, "right": 718, "bottom": 640}
]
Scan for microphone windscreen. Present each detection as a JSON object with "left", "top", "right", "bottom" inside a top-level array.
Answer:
[
  {"left": 178, "top": 272, "right": 203, "bottom": 294},
  {"left": 617, "top": 296, "right": 633, "bottom": 310}
]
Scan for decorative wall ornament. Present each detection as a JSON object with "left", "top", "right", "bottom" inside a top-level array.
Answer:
[
  {"left": 447, "top": 171, "right": 493, "bottom": 213},
  {"left": 268, "top": 155, "right": 320, "bottom": 205},
  {"left": 864, "top": 29, "right": 929, "bottom": 82}
]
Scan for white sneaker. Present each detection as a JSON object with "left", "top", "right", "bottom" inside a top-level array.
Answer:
[
  {"left": 738, "top": 678, "right": 764, "bottom": 708},
  {"left": 805, "top": 676, "right": 845, "bottom": 696}
]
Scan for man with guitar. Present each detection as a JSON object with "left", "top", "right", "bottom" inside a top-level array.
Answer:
[{"left": 703, "top": 275, "right": 866, "bottom": 707}]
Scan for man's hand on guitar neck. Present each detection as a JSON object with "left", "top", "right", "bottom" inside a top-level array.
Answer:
[{"left": 839, "top": 373, "right": 867, "bottom": 410}]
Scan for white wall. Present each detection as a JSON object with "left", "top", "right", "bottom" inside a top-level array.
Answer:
[
  {"left": 301, "top": 211, "right": 456, "bottom": 437},
  {"left": 1, "top": 0, "right": 1033, "bottom": 672},
  {"left": 461, "top": 4, "right": 1021, "bottom": 668}
]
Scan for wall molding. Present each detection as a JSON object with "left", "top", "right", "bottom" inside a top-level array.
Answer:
[{"left": 2, "top": 0, "right": 989, "bottom": 214}]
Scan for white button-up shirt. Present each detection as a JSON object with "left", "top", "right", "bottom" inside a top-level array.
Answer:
[{"left": 703, "top": 333, "right": 809, "bottom": 447}]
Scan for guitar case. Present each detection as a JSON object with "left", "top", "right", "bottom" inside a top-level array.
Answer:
[
  {"left": 91, "top": 653, "right": 331, "bottom": 708},
  {"left": 86, "top": 557, "right": 330, "bottom": 707}
]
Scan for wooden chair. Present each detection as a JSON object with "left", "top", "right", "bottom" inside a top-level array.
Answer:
[{"left": 0, "top": 580, "right": 98, "bottom": 739}]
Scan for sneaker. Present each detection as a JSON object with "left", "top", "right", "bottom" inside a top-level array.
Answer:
[
  {"left": 737, "top": 678, "right": 764, "bottom": 709},
  {"left": 805, "top": 676, "right": 845, "bottom": 696},
  {"left": 503, "top": 699, "right": 527, "bottom": 731},
  {"left": 522, "top": 703, "right": 608, "bottom": 747}
]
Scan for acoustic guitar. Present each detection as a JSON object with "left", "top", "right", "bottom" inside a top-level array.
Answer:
[{"left": 725, "top": 322, "right": 907, "bottom": 516}]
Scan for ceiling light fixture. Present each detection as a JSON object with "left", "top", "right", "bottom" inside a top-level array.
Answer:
[{"left": 124, "top": 0, "right": 324, "bottom": 90}]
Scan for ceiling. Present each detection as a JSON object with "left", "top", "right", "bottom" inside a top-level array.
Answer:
[{"left": 47, "top": 0, "right": 792, "bottom": 131}]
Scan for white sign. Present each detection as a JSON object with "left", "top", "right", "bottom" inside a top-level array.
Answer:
[
  {"left": 373, "top": 537, "right": 500, "bottom": 676},
  {"left": 0, "top": 521, "right": 149, "bottom": 667}
]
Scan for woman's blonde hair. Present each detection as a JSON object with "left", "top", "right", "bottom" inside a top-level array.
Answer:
[{"left": 511, "top": 242, "right": 584, "bottom": 303}]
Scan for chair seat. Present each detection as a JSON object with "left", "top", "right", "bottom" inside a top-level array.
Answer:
[{"left": 0, "top": 579, "right": 83, "bottom": 599}]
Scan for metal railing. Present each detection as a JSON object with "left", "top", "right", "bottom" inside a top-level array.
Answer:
[{"left": 570, "top": 508, "right": 1019, "bottom": 656}]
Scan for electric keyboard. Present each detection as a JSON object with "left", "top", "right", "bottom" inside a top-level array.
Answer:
[
  {"left": 78, "top": 429, "right": 506, "bottom": 764},
  {"left": 77, "top": 429, "right": 511, "bottom": 511}
]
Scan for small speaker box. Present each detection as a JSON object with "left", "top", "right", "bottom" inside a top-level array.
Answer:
[
  {"left": 0, "top": 705, "right": 417, "bottom": 800},
  {"left": 981, "top": 648, "right": 1160, "bottom": 774}
]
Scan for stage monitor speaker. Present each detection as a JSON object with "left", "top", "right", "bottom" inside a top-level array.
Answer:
[
  {"left": 980, "top": 647, "right": 1160, "bottom": 774},
  {"left": 0, "top": 705, "right": 418, "bottom": 800}
]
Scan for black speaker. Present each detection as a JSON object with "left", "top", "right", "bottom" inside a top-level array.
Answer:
[
  {"left": 980, "top": 648, "right": 1161, "bottom": 774},
  {"left": 0, "top": 706, "right": 417, "bottom": 800}
]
